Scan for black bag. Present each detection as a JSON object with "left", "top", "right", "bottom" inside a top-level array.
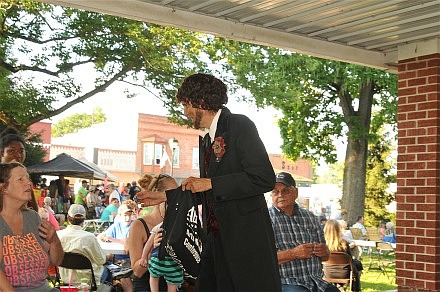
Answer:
[{"left": 159, "top": 187, "right": 203, "bottom": 279}]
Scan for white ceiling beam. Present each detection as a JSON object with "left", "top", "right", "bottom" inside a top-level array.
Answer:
[
  {"left": 37, "top": 0, "right": 396, "bottom": 72},
  {"left": 263, "top": 0, "right": 355, "bottom": 28},
  {"left": 348, "top": 23, "right": 440, "bottom": 46},
  {"left": 240, "top": 0, "right": 309, "bottom": 22},
  {"left": 289, "top": 0, "right": 402, "bottom": 32},
  {"left": 328, "top": 11, "right": 440, "bottom": 41}
]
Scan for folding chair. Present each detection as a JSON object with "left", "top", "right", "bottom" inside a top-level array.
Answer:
[
  {"left": 376, "top": 241, "right": 396, "bottom": 283},
  {"left": 59, "top": 252, "right": 98, "bottom": 291},
  {"left": 366, "top": 227, "right": 381, "bottom": 242},
  {"left": 349, "top": 227, "right": 363, "bottom": 240},
  {"left": 322, "top": 251, "right": 354, "bottom": 291}
]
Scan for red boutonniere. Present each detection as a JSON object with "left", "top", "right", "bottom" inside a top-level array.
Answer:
[{"left": 212, "top": 137, "right": 226, "bottom": 162}]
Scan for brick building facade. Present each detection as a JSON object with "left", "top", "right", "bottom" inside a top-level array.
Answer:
[{"left": 397, "top": 53, "right": 440, "bottom": 290}]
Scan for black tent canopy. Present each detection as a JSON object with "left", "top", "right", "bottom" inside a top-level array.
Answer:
[{"left": 27, "top": 153, "right": 117, "bottom": 181}]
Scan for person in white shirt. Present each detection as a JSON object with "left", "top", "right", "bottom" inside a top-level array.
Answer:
[
  {"left": 338, "top": 220, "right": 360, "bottom": 259},
  {"left": 107, "top": 183, "right": 121, "bottom": 204},
  {"left": 352, "top": 216, "right": 367, "bottom": 237},
  {"left": 43, "top": 196, "right": 65, "bottom": 226},
  {"left": 57, "top": 204, "right": 107, "bottom": 286}
]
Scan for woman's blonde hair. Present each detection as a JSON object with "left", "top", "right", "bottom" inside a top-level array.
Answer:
[
  {"left": 324, "top": 219, "right": 347, "bottom": 252},
  {"left": 138, "top": 173, "right": 175, "bottom": 192}
]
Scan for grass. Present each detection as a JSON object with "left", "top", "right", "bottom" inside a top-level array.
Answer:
[{"left": 360, "top": 249, "right": 397, "bottom": 292}]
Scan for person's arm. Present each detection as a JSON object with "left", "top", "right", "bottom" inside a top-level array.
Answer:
[
  {"left": 128, "top": 220, "right": 149, "bottom": 277},
  {"left": 141, "top": 234, "right": 154, "bottom": 267},
  {"left": 39, "top": 219, "right": 64, "bottom": 266},
  {"left": 0, "top": 240, "right": 14, "bottom": 291}
]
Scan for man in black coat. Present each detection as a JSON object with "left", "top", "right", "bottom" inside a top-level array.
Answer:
[{"left": 137, "top": 73, "right": 281, "bottom": 292}]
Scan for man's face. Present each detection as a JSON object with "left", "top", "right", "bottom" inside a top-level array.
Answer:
[
  {"left": 271, "top": 182, "right": 297, "bottom": 212},
  {"left": 182, "top": 102, "right": 204, "bottom": 129},
  {"left": 1, "top": 140, "right": 26, "bottom": 163}
]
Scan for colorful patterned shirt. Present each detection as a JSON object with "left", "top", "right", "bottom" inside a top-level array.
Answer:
[
  {"left": 269, "top": 203, "right": 330, "bottom": 291},
  {"left": 0, "top": 209, "right": 51, "bottom": 290}
]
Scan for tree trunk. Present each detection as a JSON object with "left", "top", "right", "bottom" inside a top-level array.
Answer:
[
  {"left": 339, "top": 79, "right": 374, "bottom": 226},
  {"left": 342, "top": 136, "right": 368, "bottom": 226}
]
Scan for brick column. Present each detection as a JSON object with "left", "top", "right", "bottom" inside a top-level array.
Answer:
[{"left": 397, "top": 53, "right": 440, "bottom": 291}]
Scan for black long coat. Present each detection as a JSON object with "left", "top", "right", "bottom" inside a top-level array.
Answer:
[{"left": 199, "top": 107, "right": 281, "bottom": 292}]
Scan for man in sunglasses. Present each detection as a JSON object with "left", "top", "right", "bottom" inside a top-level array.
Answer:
[{"left": 269, "top": 172, "right": 338, "bottom": 292}]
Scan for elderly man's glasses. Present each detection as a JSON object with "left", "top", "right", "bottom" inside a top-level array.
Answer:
[{"left": 271, "top": 187, "right": 292, "bottom": 196}]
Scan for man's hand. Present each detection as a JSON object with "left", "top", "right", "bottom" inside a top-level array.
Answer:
[
  {"left": 313, "top": 242, "right": 330, "bottom": 260},
  {"left": 292, "top": 243, "right": 315, "bottom": 259},
  {"left": 181, "top": 177, "right": 212, "bottom": 193},
  {"left": 135, "top": 190, "right": 166, "bottom": 206}
]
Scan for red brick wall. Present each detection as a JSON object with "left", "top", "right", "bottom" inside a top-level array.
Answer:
[
  {"left": 137, "top": 114, "right": 202, "bottom": 180},
  {"left": 269, "top": 154, "right": 313, "bottom": 180},
  {"left": 29, "top": 121, "right": 52, "bottom": 161},
  {"left": 397, "top": 53, "right": 440, "bottom": 291}
]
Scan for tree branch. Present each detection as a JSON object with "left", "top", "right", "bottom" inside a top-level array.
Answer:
[
  {"left": 25, "top": 65, "right": 133, "bottom": 126},
  {"left": 7, "top": 32, "right": 78, "bottom": 44},
  {"left": 120, "top": 80, "right": 166, "bottom": 103},
  {"left": 0, "top": 59, "right": 93, "bottom": 76}
]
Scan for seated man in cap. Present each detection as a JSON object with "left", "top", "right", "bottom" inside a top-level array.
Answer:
[
  {"left": 57, "top": 204, "right": 107, "bottom": 287},
  {"left": 269, "top": 172, "right": 339, "bottom": 292}
]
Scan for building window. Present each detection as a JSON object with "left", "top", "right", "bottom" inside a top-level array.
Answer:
[
  {"left": 154, "top": 144, "right": 163, "bottom": 165},
  {"left": 143, "top": 143, "right": 153, "bottom": 165},
  {"left": 192, "top": 148, "right": 199, "bottom": 169},
  {"left": 143, "top": 143, "right": 165, "bottom": 165},
  {"left": 171, "top": 146, "right": 180, "bottom": 167}
]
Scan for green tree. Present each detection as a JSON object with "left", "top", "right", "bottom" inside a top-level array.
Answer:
[
  {"left": 364, "top": 128, "right": 396, "bottom": 227},
  {"left": 213, "top": 41, "right": 397, "bottom": 224},
  {"left": 52, "top": 107, "right": 106, "bottom": 137},
  {"left": 317, "top": 162, "right": 344, "bottom": 185},
  {"left": 0, "top": 0, "right": 209, "bottom": 132}
]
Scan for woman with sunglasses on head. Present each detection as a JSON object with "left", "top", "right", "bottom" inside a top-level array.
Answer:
[
  {"left": 0, "top": 162, "right": 64, "bottom": 291},
  {"left": 128, "top": 174, "right": 177, "bottom": 291}
]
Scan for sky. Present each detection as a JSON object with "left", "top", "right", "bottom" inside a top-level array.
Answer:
[
  {"left": 49, "top": 80, "right": 285, "bottom": 154},
  {"left": 48, "top": 74, "right": 352, "bottom": 178}
]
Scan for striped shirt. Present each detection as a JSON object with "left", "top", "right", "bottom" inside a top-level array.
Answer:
[{"left": 269, "top": 203, "right": 330, "bottom": 291}]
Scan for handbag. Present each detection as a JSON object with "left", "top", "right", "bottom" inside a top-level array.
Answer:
[{"left": 159, "top": 187, "right": 203, "bottom": 279}]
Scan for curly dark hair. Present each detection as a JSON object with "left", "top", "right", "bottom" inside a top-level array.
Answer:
[{"left": 176, "top": 73, "right": 228, "bottom": 110}]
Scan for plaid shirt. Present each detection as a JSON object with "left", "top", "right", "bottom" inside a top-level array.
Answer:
[{"left": 269, "top": 203, "right": 330, "bottom": 291}]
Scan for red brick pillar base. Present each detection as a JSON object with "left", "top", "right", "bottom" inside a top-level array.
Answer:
[{"left": 397, "top": 53, "right": 440, "bottom": 291}]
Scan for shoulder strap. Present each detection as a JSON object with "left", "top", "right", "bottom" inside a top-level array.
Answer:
[{"left": 138, "top": 218, "right": 150, "bottom": 238}]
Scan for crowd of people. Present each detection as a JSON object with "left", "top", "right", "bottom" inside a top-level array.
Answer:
[{"left": 0, "top": 73, "right": 397, "bottom": 291}]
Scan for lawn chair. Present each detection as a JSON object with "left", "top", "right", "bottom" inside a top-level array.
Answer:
[
  {"left": 59, "top": 252, "right": 98, "bottom": 291},
  {"left": 376, "top": 241, "right": 396, "bottom": 283},
  {"left": 350, "top": 227, "right": 363, "bottom": 240},
  {"left": 366, "top": 227, "right": 381, "bottom": 242},
  {"left": 323, "top": 251, "right": 354, "bottom": 291}
]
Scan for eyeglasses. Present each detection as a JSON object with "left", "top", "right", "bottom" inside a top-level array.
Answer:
[
  {"left": 153, "top": 173, "right": 172, "bottom": 190},
  {"left": 271, "top": 187, "right": 292, "bottom": 196}
]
